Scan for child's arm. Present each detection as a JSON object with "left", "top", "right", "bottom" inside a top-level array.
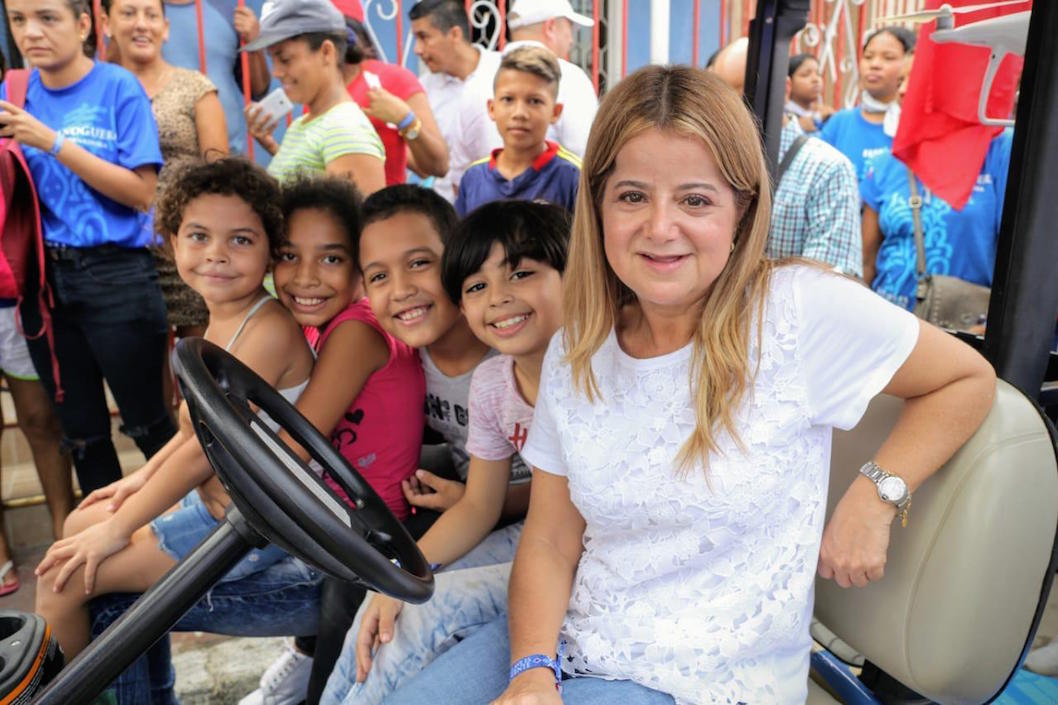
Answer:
[
  {"left": 36, "top": 435, "right": 215, "bottom": 592},
  {"left": 278, "top": 320, "right": 389, "bottom": 460},
  {"left": 36, "top": 310, "right": 310, "bottom": 592},
  {"left": 414, "top": 454, "right": 511, "bottom": 566},
  {"left": 78, "top": 403, "right": 193, "bottom": 512},
  {"left": 76, "top": 427, "right": 183, "bottom": 511},
  {"left": 354, "top": 453, "right": 511, "bottom": 680}
]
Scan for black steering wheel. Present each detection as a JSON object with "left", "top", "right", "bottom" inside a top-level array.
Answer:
[{"left": 172, "top": 337, "right": 434, "bottom": 603}]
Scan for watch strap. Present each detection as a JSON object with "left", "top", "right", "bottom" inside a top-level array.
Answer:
[{"left": 859, "top": 461, "right": 912, "bottom": 525}]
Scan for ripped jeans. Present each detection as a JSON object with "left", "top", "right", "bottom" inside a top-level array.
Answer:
[
  {"left": 20, "top": 245, "right": 176, "bottom": 494},
  {"left": 90, "top": 555, "right": 323, "bottom": 705}
]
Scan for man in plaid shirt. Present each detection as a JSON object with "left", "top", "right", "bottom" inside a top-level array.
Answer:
[{"left": 712, "top": 40, "right": 862, "bottom": 277}]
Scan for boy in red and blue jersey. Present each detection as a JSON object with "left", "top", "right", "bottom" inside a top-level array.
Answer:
[{"left": 454, "top": 44, "right": 580, "bottom": 216}]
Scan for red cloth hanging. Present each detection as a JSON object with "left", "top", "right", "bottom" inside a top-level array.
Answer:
[{"left": 891, "top": 0, "right": 1027, "bottom": 209}]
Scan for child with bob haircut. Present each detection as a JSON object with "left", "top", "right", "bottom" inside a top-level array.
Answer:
[
  {"left": 454, "top": 44, "right": 580, "bottom": 217},
  {"left": 363, "top": 65, "right": 997, "bottom": 705},
  {"left": 321, "top": 199, "right": 570, "bottom": 705},
  {"left": 34, "top": 158, "right": 318, "bottom": 674}
]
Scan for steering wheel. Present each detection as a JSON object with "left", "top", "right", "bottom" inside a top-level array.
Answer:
[{"left": 172, "top": 337, "right": 434, "bottom": 603}]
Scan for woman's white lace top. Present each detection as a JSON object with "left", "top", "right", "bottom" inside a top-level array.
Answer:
[{"left": 521, "top": 266, "right": 920, "bottom": 705}]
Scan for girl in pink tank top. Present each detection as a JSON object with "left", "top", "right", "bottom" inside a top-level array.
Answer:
[{"left": 274, "top": 177, "right": 424, "bottom": 520}]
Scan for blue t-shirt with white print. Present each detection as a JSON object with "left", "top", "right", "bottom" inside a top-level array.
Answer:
[
  {"left": 861, "top": 129, "right": 1013, "bottom": 311},
  {"left": 1, "top": 62, "right": 162, "bottom": 248},
  {"left": 819, "top": 108, "right": 892, "bottom": 192}
]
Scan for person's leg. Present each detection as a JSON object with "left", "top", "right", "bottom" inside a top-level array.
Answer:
[
  {"left": 376, "top": 614, "right": 510, "bottom": 705},
  {"left": 6, "top": 375, "right": 74, "bottom": 540},
  {"left": 23, "top": 301, "right": 122, "bottom": 495},
  {"left": 321, "top": 562, "right": 511, "bottom": 705},
  {"left": 559, "top": 678, "right": 676, "bottom": 705},
  {"left": 306, "top": 513, "right": 439, "bottom": 705},
  {"left": 75, "top": 249, "right": 175, "bottom": 462},
  {"left": 91, "top": 556, "right": 323, "bottom": 705},
  {"left": 35, "top": 522, "right": 179, "bottom": 657}
]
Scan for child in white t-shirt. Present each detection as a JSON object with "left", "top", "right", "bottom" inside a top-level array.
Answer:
[{"left": 320, "top": 200, "right": 571, "bottom": 705}]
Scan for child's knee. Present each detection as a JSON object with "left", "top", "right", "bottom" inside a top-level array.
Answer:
[{"left": 63, "top": 506, "right": 102, "bottom": 538}]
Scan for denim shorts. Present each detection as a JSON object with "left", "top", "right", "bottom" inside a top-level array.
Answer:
[{"left": 151, "top": 490, "right": 290, "bottom": 583}]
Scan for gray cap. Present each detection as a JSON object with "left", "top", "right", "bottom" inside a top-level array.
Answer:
[{"left": 242, "top": 0, "right": 347, "bottom": 53}]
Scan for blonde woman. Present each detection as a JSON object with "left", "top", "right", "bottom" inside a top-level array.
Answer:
[{"left": 369, "top": 66, "right": 996, "bottom": 705}]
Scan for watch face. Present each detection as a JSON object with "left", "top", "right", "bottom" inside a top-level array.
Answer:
[{"left": 879, "top": 476, "right": 908, "bottom": 504}]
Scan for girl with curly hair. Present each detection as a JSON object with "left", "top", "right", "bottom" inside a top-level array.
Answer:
[{"left": 34, "top": 158, "right": 315, "bottom": 673}]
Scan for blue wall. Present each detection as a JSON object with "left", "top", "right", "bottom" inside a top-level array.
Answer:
[{"left": 625, "top": 0, "right": 723, "bottom": 76}]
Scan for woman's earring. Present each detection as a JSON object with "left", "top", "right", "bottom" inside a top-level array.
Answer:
[{"left": 730, "top": 241, "right": 736, "bottom": 254}]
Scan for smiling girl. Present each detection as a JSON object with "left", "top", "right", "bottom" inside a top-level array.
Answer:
[
  {"left": 273, "top": 176, "right": 424, "bottom": 522},
  {"left": 34, "top": 158, "right": 315, "bottom": 664},
  {"left": 1, "top": 0, "right": 175, "bottom": 496}
]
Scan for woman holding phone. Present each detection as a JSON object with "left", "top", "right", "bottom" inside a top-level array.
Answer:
[
  {"left": 244, "top": 0, "right": 385, "bottom": 194},
  {"left": 0, "top": 0, "right": 176, "bottom": 495}
]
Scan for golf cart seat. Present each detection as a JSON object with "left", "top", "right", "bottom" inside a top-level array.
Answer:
[{"left": 809, "top": 379, "right": 1058, "bottom": 704}]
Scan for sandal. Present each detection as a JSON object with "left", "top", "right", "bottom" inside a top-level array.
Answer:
[{"left": 0, "top": 560, "right": 20, "bottom": 597}]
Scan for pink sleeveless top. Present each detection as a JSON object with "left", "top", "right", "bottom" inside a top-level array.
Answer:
[{"left": 309, "top": 298, "right": 425, "bottom": 520}]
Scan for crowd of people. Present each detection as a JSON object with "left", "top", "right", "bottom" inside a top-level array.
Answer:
[{"left": 0, "top": 0, "right": 1013, "bottom": 703}]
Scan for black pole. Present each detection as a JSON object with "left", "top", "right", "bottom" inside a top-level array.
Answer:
[
  {"left": 982, "top": 4, "right": 1058, "bottom": 398},
  {"left": 32, "top": 512, "right": 257, "bottom": 705},
  {"left": 744, "top": 0, "right": 811, "bottom": 173}
]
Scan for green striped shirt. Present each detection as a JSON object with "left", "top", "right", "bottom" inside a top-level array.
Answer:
[{"left": 267, "top": 101, "right": 385, "bottom": 184}]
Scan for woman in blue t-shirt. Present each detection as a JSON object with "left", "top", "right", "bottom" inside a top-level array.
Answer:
[
  {"left": 861, "top": 130, "right": 1013, "bottom": 314},
  {"left": 820, "top": 26, "right": 915, "bottom": 190},
  {"left": 0, "top": 0, "right": 176, "bottom": 494}
]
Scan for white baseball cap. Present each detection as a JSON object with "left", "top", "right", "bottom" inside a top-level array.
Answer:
[{"left": 507, "top": 0, "right": 595, "bottom": 30}]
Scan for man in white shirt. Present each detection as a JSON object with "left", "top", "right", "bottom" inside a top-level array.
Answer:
[
  {"left": 506, "top": 0, "right": 598, "bottom": 157},
  {"left": 411, "top": 0, "right": 502, "bottom": 202}
]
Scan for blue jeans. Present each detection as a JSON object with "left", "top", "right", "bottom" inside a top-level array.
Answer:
[
  {"left": 90, "top": 555, "right": 323, "bottom": 705},
  {"left": 378, "top": 615, "right": 675, "bottom": 705},
  {"left": 20, "top": 245, "right": 175, "bottom": 493},
  {"left": 322, "top": 523, "right": 522, "bottom": 705}
]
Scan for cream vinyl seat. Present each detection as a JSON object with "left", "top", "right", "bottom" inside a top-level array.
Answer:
[{"left": 809, "top": 380, "right": 1058, "bottom": 704}]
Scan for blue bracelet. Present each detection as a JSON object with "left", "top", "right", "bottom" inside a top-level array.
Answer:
[
  {"left": 396, "top": 112, "right": 416, "bottom": 131},
  {"left": 509, "top": 642, "right": 563, "bottom": 691},
  {"left": 50, "top": 133, "right": 65, "bottom": 157}
]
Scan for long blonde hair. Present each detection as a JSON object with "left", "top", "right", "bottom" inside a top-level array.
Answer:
[{"left": 564, "top": 65, "right": 775, "bottom": 471}]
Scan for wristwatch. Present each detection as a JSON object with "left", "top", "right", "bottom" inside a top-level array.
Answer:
[
  {"left": 859, "top": 461, "right": 912, "bottom": 527},
  {"left": 399, "top": 117, "right": 423, "bottom": 141}
]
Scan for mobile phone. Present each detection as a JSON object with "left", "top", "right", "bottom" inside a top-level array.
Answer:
[
  {"left": 363, "top": 71, "right": 382, "bottom": 90},
  {"left": 256, "top": 87, "right": 294, "bottom": 126}
]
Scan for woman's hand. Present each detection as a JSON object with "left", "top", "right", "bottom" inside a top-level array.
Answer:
[
  {"left": 401, "top": 469, "right": 465, "bottom": 512},
  {"left": 233, "top": 6, "right": 261, "bottom": 44},
  {"left": 489, "top": 671, "right": 563, "bottom": 705},
  {"left": 355, "top": 593, "right": 405, "bottom": 682},
  {"left": 0, "top": 99, "right": 58, "bottom": 152},
  {"left": 244, "top": 103, "right": 280, "bottom": 154},
  {"left": 79, "top": 468, "right": 150, "bottom": 513},
  {"left": 817, "top": 476, "right": 897, "bottom": 588},
  {"left": 363, "top": 87, "right": 412, "bottom": 127},
  {"left": 35, "top": 518, "right": 132, "bottom": 594}
]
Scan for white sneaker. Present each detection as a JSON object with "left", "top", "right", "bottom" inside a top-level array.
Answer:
[
  {"left": 238, "top": 642, "right": 313, "bottom": 705},
  {"left": 1025, "top": 636, "right": 1058, "bottom": 676}
]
